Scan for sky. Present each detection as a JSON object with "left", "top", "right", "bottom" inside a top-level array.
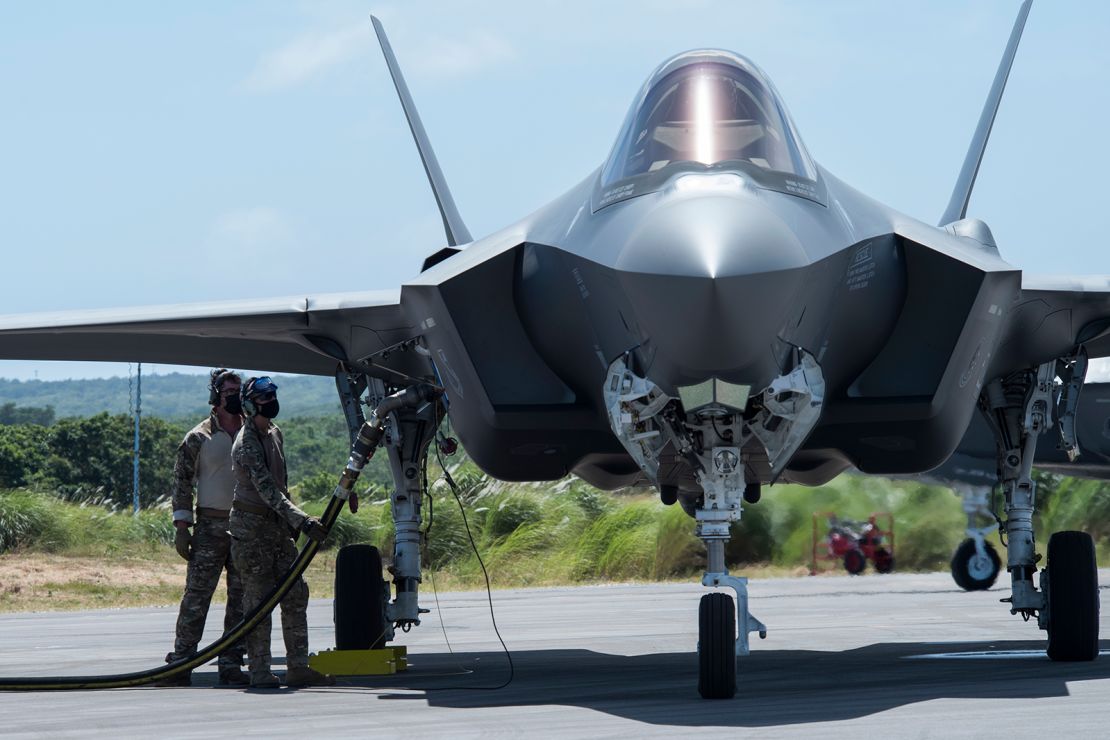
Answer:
[{"left": 1, "top": 1, "right": 1109, "bottom": 381}]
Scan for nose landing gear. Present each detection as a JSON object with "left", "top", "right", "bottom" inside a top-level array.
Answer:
[
  {"left": 604, "top": 352, "right": 823, "bottom": 699},
  {"left": 697, "top": 521, "right": 767, "bottom": 699},
  {"left": 950, "top": 536, "right": 1001, "bottom": 591},
  {"left": 950, "top": 483, "right": 1002, "bottom": 591},
  {"left": 698, "top": 592, "right": 736, "bottom": 699}
]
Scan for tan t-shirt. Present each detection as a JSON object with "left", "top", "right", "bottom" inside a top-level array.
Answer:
[{"left": 170, "top": 413, "right": 237, "bottom": 523}]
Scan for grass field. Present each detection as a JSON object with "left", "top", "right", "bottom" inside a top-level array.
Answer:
[
  {"left": 0, "top": 550, "right": 343, "bottom": 613},
  {"left": 1, "top": 466, "right": 1106, "bottom": 613}
]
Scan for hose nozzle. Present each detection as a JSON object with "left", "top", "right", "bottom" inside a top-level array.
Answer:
[{"left": 336, "top": 383, "right": 442, "bottom": 493}]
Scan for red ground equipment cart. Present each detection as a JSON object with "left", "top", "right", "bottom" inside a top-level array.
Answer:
[{"left": 810, "top": 512, "right": 895, "bottom": 575}]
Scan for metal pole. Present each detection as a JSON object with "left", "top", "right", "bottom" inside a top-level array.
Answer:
[{"left": 132, "top": 363, "right": 141, "bottom": 516}]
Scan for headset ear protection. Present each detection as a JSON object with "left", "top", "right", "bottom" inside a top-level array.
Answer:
[
  {"left": 241, "top": 384, "right": 257, "bottom": 417},
  {"left": 241, "top": 376, "right": 277, "bottom": 418},
  {"left": 208, "top": 368, "right": 230, "bottom": 406}
]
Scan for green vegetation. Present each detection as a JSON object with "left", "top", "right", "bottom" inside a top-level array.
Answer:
[
  {"left": 0, "top": 372, "right": 338, "bottom": 420},
  {"left": 1, "top": 373, "right": 1109, "bottom": 609},
  {"left": 5, "top": 461, "right": 1106, "bottom": 596},
  {"left": 0, "top": 412, "right": 392, "bottom": 508},
  {"left": 0, "top": 402, "right": 54, "bottom": 426},
  {"left": 0, "top": 489, "right": 173, "bottom": 555},
  {"left": 0, "top": 424, "right": 48, "bottom": 488}
]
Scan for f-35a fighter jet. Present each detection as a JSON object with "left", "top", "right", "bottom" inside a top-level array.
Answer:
[{"left": 0, "top": 1, "right": 1100, "bottom": 698}]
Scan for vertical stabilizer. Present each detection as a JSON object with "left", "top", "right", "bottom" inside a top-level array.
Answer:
[
  {"left": 939, "top": 1, "right": 1032, "bottom": 226},
  {"left": 372, "top": 16, "right": 472, "bottom": 246}
]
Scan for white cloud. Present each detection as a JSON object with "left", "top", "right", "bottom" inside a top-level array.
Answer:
[
  {"left": 243, "top": 15, "right": 515, "bottom": 94},
  {"left": 211, "top": 207, "right": 294, "bottom": 247},
  {"left": 244, "top": 26, "right": 370, "bottom": 92},
  {"left": 409, "top": 30, "right": 515, "bottom": 81}
]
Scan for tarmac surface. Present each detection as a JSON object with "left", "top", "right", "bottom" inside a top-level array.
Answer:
[{"left": 0, "top": 570, "right": 1108, "bottom": 738}]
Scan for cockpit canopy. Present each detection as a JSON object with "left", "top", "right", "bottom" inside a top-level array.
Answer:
[{"left": 598, "top": 51, "right": 820, "bottom": 209}]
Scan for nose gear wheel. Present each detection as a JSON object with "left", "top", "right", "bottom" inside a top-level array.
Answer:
[
  {"left": 698, "top": 592, "right": 737, "bottom": 699},
  {"left": 951, "top": 538, "right": 1001, "bottom": 591}
]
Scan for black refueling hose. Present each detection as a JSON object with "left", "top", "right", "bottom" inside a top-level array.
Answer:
[{"left": 0, "top": 384, "right": 441, "bottom": 691}]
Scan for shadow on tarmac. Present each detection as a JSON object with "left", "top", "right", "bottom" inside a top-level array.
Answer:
[{"left": 335, "top": 640, "right": 1110, "bottom": 727}]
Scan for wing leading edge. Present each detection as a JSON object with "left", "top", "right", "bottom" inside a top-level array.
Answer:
[{"left": 0, "top": 290, "right": 421, "bottom": 378}]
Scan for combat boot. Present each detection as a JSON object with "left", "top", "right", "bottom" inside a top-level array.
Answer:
[
  {"left": 249, "top": 671, "right": 281, "bottom": 689},
  {"left": 285, "top": 666, "right": 336, "bottom": 687},
  {"left": 218, "top": 666, "right": 250, "bottom": 686}
]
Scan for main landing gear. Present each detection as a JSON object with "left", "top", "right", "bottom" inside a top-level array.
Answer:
[
  {"left": 980, "top": 359, "right": 1099, "bottom": 661},
  {"left": 334, "top": 368, "right": 442, "bottom": 645}
]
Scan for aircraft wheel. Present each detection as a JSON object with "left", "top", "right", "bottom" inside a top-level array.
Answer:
[
  {"left": 698, "top": 592, "right": 736, "bottom": 699},
  {"left": 843, "top": 549, "right": 866, "bottom": 575},
  {"left": 335, "top": 544, "right": 389, "bottom": 650},
  {"left": 950, "top": 538, "right": 1000, "bottom": 591},
  {"left": 873, "top": 548, "right": 894, "bottom": 574},
  {"left": 1046, "top": 531, "right": 1100, "bottom": 662}
]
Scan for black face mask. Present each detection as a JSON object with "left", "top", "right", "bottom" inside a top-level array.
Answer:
[
  {"left": 222, "top": 396, "right": 243, "bottom": 415},
  {"left": 257, "top": 399, "right": 280, "bottom": 419}
]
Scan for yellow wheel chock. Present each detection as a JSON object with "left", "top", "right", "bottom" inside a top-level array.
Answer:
[{"left": 309, "top": 646, "right": 408, "bottom": 676}]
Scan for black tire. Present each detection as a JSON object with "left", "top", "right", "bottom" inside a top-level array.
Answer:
[
  {"left": 698, "top": 592, "right": 737, "bottom": 699},
  {"left": 1046, "top": 531, "right": 1100, "bottom": 662},
  {"left": 873, "top": 548, "right": 894, "bottom": 574},
  {"left": 950, "top": 538, "right": 1001, "bottom": 591},
  {"left": 843, "top": 549, "right": 866, "bottom": 575},
  {"left": 334, "top": 544, "right": 388, "bottom": 650}
]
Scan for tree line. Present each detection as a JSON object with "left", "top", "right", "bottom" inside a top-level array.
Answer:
[
  {"left": 0, "top": 412, "right": 392, "bottom": 510},
  {"left": 0, "top": 402, "right": 54, "bottom": 426},
  {"left": 0, "top": 373, "right": 339, "bottom": 420}
]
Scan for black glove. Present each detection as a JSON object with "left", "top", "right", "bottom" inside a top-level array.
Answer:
[
  {"left": 301, "top": 517, "right": 328, "bottom": 543},
  {"left": 174, "top": 527, "right": 193, "bottom": 561}
]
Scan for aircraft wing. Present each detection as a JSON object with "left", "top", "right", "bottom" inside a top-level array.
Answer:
[
  {"left": 992, "top": 275, "right": 1110, "bottom": 375},
  {"left": 0, "top": 290, "right": 423, "bottom": 378}
]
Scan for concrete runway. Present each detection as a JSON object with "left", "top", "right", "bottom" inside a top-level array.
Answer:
[{"left": 0, "top": 571, "right": 1108, "bottom": 738}]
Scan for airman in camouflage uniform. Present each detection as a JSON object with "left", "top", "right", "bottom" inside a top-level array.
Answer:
[
  {"left": 229, "top": 376, "right": 334, "bottom": 689},
  {"left": 158, "top": 369, "right": 248, "bottom": 687}
]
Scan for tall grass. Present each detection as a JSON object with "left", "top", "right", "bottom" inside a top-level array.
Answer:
[
  {"left": 0, "top": 489, "right": 173, "bottom": 555},
  {"left": 5, "top": 469, "right": 1109, "bottom": 584}
]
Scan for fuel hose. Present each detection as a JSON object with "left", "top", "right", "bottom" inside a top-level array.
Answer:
[
  {"left": 0, "top": 494, "right": 344, "bottom": 690},
  {"left": 0, "top": 384, "right": 441, "bottom": 691}
]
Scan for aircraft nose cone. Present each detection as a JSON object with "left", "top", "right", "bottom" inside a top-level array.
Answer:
[
  {"left": 615, "top": 192, "right": 808, "bottom": 278},
  {"left": 614, "top": 193, "right": 810, "bottom": 389}
]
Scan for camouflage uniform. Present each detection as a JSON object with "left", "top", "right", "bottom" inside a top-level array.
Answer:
[
  {"left": 229, "top": 421, "right": 313, "bottom": 677},
  {"left": 167, "top": 413, "right": 246, "bottom": 673}
]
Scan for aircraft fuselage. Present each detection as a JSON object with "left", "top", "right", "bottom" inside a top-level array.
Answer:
[{"left": 403, "top": 163, "right": 1020, "bottom": 492}]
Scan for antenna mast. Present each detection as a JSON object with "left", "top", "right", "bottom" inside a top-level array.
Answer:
[{"left": 132, "top": 363, "right": 141, "bottom": 515}]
